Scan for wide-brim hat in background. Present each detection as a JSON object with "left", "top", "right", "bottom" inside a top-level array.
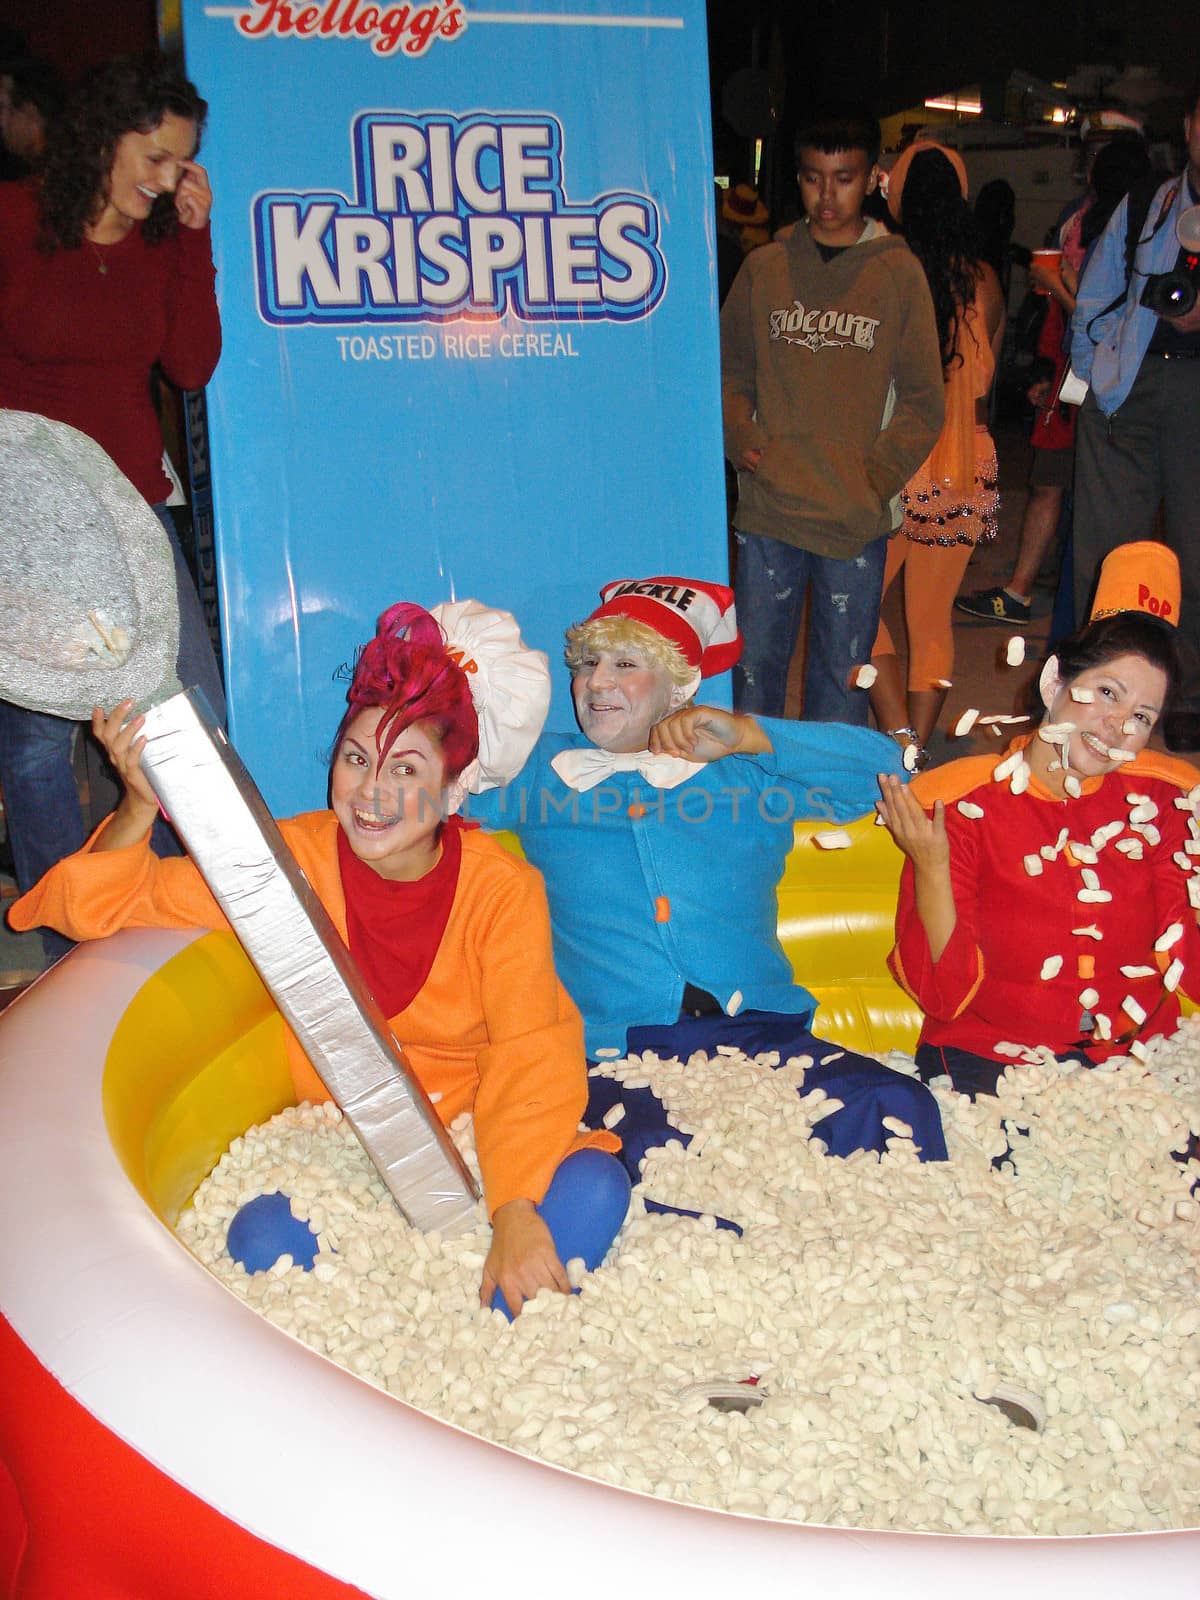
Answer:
[
  {"left": 721, "top": 182, "right": 768, "bottom": 228},
  {"left": 0, "top": 411, "right": 179, "bottom": 718}
]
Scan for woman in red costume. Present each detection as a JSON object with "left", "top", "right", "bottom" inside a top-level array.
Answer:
[
  {"left": 0, "top": 51, "right": 227, "bottom": 945},
  {"left": 877, "top": 543, "right": 1200, "bottom": 1099},
  {"left": 11, "top": 602, "right": 627, "bottom": 1317}
]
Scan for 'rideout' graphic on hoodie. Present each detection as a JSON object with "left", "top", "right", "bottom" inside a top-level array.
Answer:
[{"left": 768, "top": 301, "right": 880, "bottom": 351}]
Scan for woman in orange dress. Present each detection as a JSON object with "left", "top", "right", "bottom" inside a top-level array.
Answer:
[
  {"left": 869, "top": 142, "right": 1006, "bottom": 768},
  {"left": 11, "top": 602, "right": 627, "bottom": 1318}
]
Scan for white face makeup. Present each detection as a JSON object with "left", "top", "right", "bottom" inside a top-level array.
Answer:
[
  {"left": 92, "top": 112, "right": 197, "bottom": 239},
  {"left": 1042, "top": 651, "right": 1168, "bottom": 780},
  {"left": 329, "top": 708, "right": 448, "bottom": 880},
  {"left": 571, "top": 646, "right": 685, "bottom": 753}
]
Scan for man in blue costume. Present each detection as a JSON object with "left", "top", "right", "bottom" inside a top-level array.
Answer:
[{"left": 469, "top": 574, "right": 946, "bottom": 1175}]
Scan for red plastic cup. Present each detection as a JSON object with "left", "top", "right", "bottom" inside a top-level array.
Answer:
[{"left": 1030, "top": 248, "right": 1063, "bottom": 294}]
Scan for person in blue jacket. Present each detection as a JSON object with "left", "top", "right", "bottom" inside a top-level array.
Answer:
[
  {"left": 1071, "top": 78, "right": 1200, "bottom": 751},
  {"left": 468, "top": 574, "right": 946, "bottom": 1175}
]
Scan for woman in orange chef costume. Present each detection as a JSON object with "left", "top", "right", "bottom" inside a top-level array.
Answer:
[
  {"left": 877, "top": 543, "right": 1200, "bottom": 1099},
  {"left": 11, "top": 601, "right": 626, "bottom": 1318}
]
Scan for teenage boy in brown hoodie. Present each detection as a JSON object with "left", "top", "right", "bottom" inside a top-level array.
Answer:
[{"left": 721, "top": 105, "right": 944, "bottom": 725}]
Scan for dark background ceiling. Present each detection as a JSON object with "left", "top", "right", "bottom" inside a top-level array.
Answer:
[
  {"left": 5, "top": 0, "right": 1196, "bottom": 168},
  {"left": 708, "top": 0, "right": 1196, "bottom": 117}
]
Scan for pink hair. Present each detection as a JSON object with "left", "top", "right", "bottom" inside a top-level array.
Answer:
[{"left": 333, "top": 603, "right": 478, "bottom": 779}]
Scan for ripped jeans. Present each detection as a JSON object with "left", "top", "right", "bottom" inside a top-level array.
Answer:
[{"left": 732, "top": 529, "right": 888, "bottom": 724}]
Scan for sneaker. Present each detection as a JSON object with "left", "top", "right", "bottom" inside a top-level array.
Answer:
[{"left": 954, "top": 585, "right": 1032, "bottom": 626}]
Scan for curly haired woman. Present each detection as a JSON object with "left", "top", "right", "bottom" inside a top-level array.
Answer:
[{"left": 0, "top": 51, "right": 225, "bottom": 942}]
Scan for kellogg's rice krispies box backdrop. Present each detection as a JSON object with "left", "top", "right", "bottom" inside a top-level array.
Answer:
[{"left": 180, "top": 0, "right": 725, "bottom": 814}]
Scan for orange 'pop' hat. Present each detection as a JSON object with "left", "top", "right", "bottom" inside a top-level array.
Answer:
[{"left": 1089, "top": 541, "right": 1180, "bottom": 627}]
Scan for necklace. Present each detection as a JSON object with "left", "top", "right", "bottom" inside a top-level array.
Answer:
[{"left": 87, "top": 239, "right": 108, "bottom": 276}]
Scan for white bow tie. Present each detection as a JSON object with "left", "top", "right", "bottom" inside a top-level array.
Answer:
[{"left": 550, "top": 746, "right": 704, "bottom": 793}]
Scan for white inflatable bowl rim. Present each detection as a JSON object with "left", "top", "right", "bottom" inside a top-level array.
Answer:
[{"left": 0, "top": 928, "right": 1195, "bottom": 1598}]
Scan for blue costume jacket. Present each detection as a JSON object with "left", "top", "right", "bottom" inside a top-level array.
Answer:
[
  {"left": 468, "top": 719, "right": 902, "bottom": 1055},
  {"left": 1072, "top": 171, "right": 1198, "bottom": 415}
]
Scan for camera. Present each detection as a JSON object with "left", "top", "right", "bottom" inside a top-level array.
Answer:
[
  {"left": 1140, "top": 202, "right": 1200, "bottom": 319},
  {"left": 1141, "top": 265, "right": 1197, "bottom": 319}
]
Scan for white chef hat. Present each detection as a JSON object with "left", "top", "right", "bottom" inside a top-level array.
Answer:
[{"left": 429, "top": 598, "right": 550, "bottom": 795}]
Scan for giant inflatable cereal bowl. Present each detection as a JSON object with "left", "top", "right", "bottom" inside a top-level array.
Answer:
[{"left": 0, "top": 820, "right": 1197, "bottom": 1597}]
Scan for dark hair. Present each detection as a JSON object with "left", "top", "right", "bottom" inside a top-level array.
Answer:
[
  {"left": 1053, "top": 612, "right": 1179, "bottom": 711},
  {"left": 974, "top": 179, "right": 1014, "bottom": 233},
  {"left": 1185, "top": 76, "right": 1200, "bottom": 122},
  {"left": 1080, "top": 134, "right": 1152, "bottom": 249},
  {"left": 5, "top": 55, "right": 63, "bottom": 122},
  {"left": 973, "top": 178, "right": 1015, "bottom": 276},
  {"left": 898, "top": 148, "right": 980, "bottom": 371},
  {"left": 37, "top": 51, "right": 207, "bottom": 251},
  {"left": 794, "top": 103, "right": 881, "bottom": 168}
]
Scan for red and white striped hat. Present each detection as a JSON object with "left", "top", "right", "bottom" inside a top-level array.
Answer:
[{"left": 588, "top": 576, "right": 742, "bottom": 678}]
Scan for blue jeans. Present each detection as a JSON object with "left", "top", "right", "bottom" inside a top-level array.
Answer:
[
  {"left": 732, "top": 529, "right": 888, "bottom": 725},
  {"left": 0, "top": 505, "right": 225, "bottom": 958},
  {"left": 158, "top": 504, "right": 226, "bottom": 724},
  {"left": 0, "top": 703, "right": 83, "bottom": 962}
]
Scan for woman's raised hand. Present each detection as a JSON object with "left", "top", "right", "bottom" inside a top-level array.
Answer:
[
  {"left": 174, "top": 159, "right": 213, "bottom": 230},
  {"left": 876, "top": 772, "right": 957, "bottom": 961},
  {"left": 875, "top": 771, "right": 948, "bottom": 868},
  {"left": 91, "top": 701, "right": 160, "bottom": 845}
]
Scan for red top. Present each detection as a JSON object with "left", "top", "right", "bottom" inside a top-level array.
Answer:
[
  {"left": 337, "top": 816, "right": 466, "bottom": 1016},
  {"left": 889, "top": 739, "right": 1200, "bottom": 1063},
  {"left": 0, "top": 181, "right": 221, "bottom": 503}
]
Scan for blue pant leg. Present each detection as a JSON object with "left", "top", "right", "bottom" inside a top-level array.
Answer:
[
  {"left": 584, "top": 1055, "right": 742, "bottom": 1233},
  {"left": 803, "top": 536, "right": 888, "bottom": 725},
  {"left": 628, "top": 1011, "right": 946, "bottom": 1162},
  {"left": 732, "top": 531, "right": 810, "bottom": 716},
  {"left": 629, "top": 1010, "right": 814, "bottom": 1060},
  {"left": 914, "top": 1041, "right": 1090, "bottom": 1106},
  {"left": 152, "top": 505, "right": 226, "bottom": 726},
  {"left": 915, "top": 1042, "right": 1008, "bottom": 1101},
  {"left": 804, "top": 1050, "right": 947, "bottom": 1161},
  {"left": 0, "top": 701, "right": 83, "bottom": 892},
  {"left": 584, "top": 1072, "right": 692, "bottom": 1178},
  {"left": 491, "top": 1149, "right": 631, "bottom": 1321},
  {"left": 0, "top": 700, "right": 82, "bottom": 962}
]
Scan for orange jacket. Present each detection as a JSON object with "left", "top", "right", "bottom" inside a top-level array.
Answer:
[{"left": 11, "top": 812, "right": 616, "bottom": 1215}]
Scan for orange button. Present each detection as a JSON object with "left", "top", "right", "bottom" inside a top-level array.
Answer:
[
  {"left": 1063, "top": 845, "right": 1080, "bottom": 868},
  {"left": 628, "top": 803, "right": 646, "bottom": 819},
  {"left": 654, "top": 896, "right": 670, "bottom": 923},
  {"left": 1077, "top": 954, "right": 1095, "bottom": 980}
]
